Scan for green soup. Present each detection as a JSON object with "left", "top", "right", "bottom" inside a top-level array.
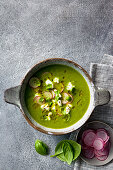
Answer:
[{"left": 25, "top": 64, "right": 90, "bottom": 129}]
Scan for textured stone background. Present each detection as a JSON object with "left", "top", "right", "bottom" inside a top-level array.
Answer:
[{"left": 0, "top": 0, "right": 113, "bottom": 170}]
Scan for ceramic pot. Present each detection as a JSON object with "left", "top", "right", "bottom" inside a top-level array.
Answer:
[{"left": 4, "top": 58, "right": 110, "bottom": 135}]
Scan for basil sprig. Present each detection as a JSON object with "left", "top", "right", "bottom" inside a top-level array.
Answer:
[{"left": 50, "top": 140, "right": 81, "bottom": 165}]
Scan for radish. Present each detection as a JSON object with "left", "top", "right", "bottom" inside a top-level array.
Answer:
[
  {"left": 41, "top": 72, "right": 52, "bottom": 81},
  {"left": 54, "top": 82, "right": 64, "bottom": 93},
  {"left": 82, "top": 147, "right": 94, "bottom": 159},
  {"left": 43, "top": 91, "right": 53, "bottom": 99},
  {"left": 96, "top": 129, "right": 108, "bottom": 142},
  {"left": 96, "top": 155, "right": 108, "bottom": 161},
  {"left": 94, "top": 149, "right": 102, "bottom": 157},
  {"left": 93, "top": 138, "right": 104, "bottom": 150},
  {"left": 95, "top": 148, "right": 109, "bottom": 156},
  {"left": 83, "top": 131, "right": 96, "bottom": 147},
  {"left": 104, "top": 136, "right": 110, "bottom": 144},
  {"left": 81, "top": 128, "right": 111, "bottom": 161},
  {"left": 29, "top": 77, "right": 41, "bottom": 88},
  {"left": 51, "top": 90, "right": 55, "bottom": 98},
  {"left": 62, "top": 93, "right": 73, "bottom": 104},
  {"left": 33, "top": 96, "right": 45, "bottom": 105},
  {"left": 82, "top": 129, "right": 95, "bottom": 140}
]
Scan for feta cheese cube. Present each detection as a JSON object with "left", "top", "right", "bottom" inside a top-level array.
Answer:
[
  {"left": 51, "top": 104, "right": 56, "bottom": 110},
  {"left": 45, "top": 79, "right": 53, "bottom": 88},
  {"left": 41, "top": 104, "right": 50, "bottom": 111},
  {"left": 65, "top": 106, "right": 71, "bottom": 114},
  {"left": 46, "top": 116, "right": 51, "bottom": 120},
  {"left": 67, "top": 104, "right": 73, "bottom": 108},
  {"left": 57, "top": 100, "right": 62, "bottom": 106},
  {"left": 66, "top": 82, "right": 75, "bottom": 91},
  {"left": 35, "top": 93, "right": 41, "bottom": 97},
  {"left": 48, "top": 112, "right": 52, "bottom": 116},
  {"left": 53, "top": 77, "right": 59, "bottom": 83}
]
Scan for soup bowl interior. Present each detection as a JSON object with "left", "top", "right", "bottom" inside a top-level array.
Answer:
[{"left": 20, "top": 59, "right": 95, "bottom": 135}]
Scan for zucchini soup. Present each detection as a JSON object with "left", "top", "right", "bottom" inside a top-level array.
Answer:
[{"left": 25, "top": 64, "right": 90, "bottom": 129}]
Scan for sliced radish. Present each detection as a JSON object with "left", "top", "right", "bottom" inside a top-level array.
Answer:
[
  {"left": 43, "top": 91, "right": 52, "bottom": 99},
  {"left": 104, "top": 141, "right": 111, "bottom": 150},
  {"left": 41, "top": 72, "right": 52, "bottom": 81},
  {"left": 79, "top": 139, "right": 88, "bottom": 150},
  {"left": 94, "top": 149, "right": 102, "bottom": 157},
  {"left": 83, "top": 131, "right": 96, "bottom": 147},
  {"left": 96, "top": 130, "right": 108, "bottom": 142},
  {"left": 54, "top": 82, "right": 64, "bottom": 93},
  {"left": 81, "top": 128, "right": 110, "bottom": 161},
  {"left": 93, "top": 138, "right": 104, "bottom": 150},
  {"left": 95, "top": 148, "right": 109, "bottom": 156},
  {"left": 29, "top": 77, "right": 41, "bottom": 88},
  {"left": 96, "top": 128, "right": 107, "bottom": 133},
  {"left": 104, "top": 136, "right": 110, "bottom": 144},
  {"left": 62, "top": 93, "right": 73, "bottom": 104},
  {"left": 33, "top": 96, "right": 45, "bottom": 105},
  {"left": 51, "top": 90, "right": 55, "bottom": 98},
  {"left": 96, "top": 155, "right": 108, "bottom": 161},
  {"left": 82, "top": 129, "right": 95, "bottom": 140},
  {"left": 82, "top": 147, "right": 94, "bottom": 159}
]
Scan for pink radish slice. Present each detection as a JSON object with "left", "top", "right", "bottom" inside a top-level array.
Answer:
[
  {"left": 33, "top": 96, "right": 45, "bottom": 105},
  {"left": 105, "top": 141, "right": 111, "bottom": 150},
  {"left": 96, "top": 155, "right": 108, "bottom": 161},
  {"left": 82, "top": 148, "right": 95, "bottom": 159},
  {"left": 62, "top": 93, "right": 73, "bottom": 104},
  {"left": 94, "top": 149, "right": 102, "bottom": 157},
  {"left": 96, "top": 148, "right": 109, "bottom": 156},
  {"left": 104, "top": 136, "right": 110, "bottom": 144},
  {"left": 82, "top": 129, "right": 95, "bottom": 140},
  {"left": 51, "top": 90, "right": 55, "bottom": 98},
  {"left": 79, "top": 140, "right": 89, "bottom": 150},
  {"left": 93, "top": 138, "right": 104, "bottom": 150},
  {"left": 96, "top": 128, "right": 107, "bottom": 133},
  {"left": 43, "top": 91, "right": 52, "bottom": 99},
  {"left": 29, "top": 77, "right": 41, "bottom": 88},
  {"left": 101, "top": 140, "right": 110, "bottom": 152},
  {"left": 96, "top": 130, "right": 108, "bottom": 142},
  {"left": 83, "top": 131, "right": 96, "bottom": 147}
]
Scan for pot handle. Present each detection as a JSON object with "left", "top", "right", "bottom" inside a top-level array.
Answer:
[
  {"left": 4, "top": 85, "right": 21, "bottom": 108},
  {"left": 95, "top": 87, "right": 110, "bottom": 106}
]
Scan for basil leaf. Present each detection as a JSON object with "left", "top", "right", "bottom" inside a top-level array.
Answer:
[
  {"left": 63, "top": 142, "right": 73, "bottom": 165},
  {"left": 50, "top": 143, "right": 64, "bottom": 157},
  {"left": 35, "top": 139, "right": 48, "bottom": 155},
  {"left": 50, "top": 140, "right": 81, "bottom": 165},
  {"left": 67, "top": 140, "right": 81, "bottom": 160},
  {"left": 57, "top": 152, "right": 66, "bottom": 162}
]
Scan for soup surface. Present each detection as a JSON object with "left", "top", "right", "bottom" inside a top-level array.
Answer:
[{"left": 25, "top": 64, "right": 90, "bottom": 129}]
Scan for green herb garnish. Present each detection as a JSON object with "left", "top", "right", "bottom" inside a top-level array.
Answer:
[
  {"left": 35, "top": 139, "right": 48, "bottom": 155},
  {"left": 46, "top": 84, "right": 53, "bottom": 90},
  {"left": 66, "top": 96, "right": 72, "bottom": 101},
  {"left": 39, "top": 97, "right": 44, "bottom": 102},
  {"left": 55, "top": 90, "right": 60, "bottom": 101},
  {"left": 50, "top": 140, "right": 81, "bottom": 165}
]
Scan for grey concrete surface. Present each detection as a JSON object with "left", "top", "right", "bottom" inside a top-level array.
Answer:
[{"left": 0, "top": 0, "right": 113, "bottom": 170}]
